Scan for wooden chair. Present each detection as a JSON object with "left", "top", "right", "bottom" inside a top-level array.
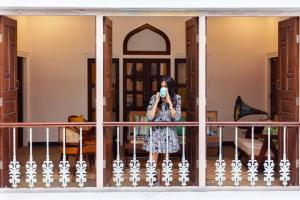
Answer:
[{"left": 59, "top": 115, "right": 96, "bottom": 170}]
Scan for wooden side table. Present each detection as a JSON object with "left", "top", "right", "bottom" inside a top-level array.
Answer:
[{"left": 207, "top": 135, "right": 220, "bottom": 157}]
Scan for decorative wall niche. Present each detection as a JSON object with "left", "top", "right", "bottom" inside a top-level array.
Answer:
[{"left": 123, "top": 23, "right": 171, "bottom": 55}]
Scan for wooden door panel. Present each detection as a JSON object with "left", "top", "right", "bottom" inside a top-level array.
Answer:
[
  {"left": 0, "top": 16, "right": 17, "bottom": 187},
  {"left": 278, "top": 17, "right": 299, "bottom": 185},
  {"left": 103, "top": 17, "right": 113, "bottom": 186},
  {"left": 123, "top": 59, "right": 170, "bottom": 121},
  {"left": 186, "top": 17, "right": 199, "bottom": 185}
]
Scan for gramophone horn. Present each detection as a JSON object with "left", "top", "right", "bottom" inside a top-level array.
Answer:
[{"left": 234, "top": 96, "right": 269, "bottom": 121}]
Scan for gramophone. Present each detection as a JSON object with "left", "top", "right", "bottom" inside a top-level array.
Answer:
[
  {"left": 234, "top": 96, "right": 269, "bottom": 121},
  {"left": 233, "top": 96, "right": 270, "bottom": 136}
]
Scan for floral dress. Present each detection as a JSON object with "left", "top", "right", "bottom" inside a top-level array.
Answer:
[{"left": 142, "top": 94, "right": 181, "bottom": 153}]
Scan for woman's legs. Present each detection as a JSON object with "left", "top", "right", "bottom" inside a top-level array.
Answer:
[{"left": 150, "top": 153, "right": 160, "bottom": 184}]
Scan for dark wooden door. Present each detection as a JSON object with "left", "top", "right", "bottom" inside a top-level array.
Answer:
[
  {"left": 103, "top": 17, "right": 113, "bottom": 186},
  {"left": 88, "top": 58, "right": 119, "bottom": 122},
  {"left": 278, "top": 17, "right": 299, "bottom": 185},
  {"left": 123, "top": 59, "right": 170, "bottom": 121},
  {"left": 186, "top": 17, "right": 199, "bottom": 185},
  {"left": 0, "top": 16, "right": 18, "bottom": 187}
]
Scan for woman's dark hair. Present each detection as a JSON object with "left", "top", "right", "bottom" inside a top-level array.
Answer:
[{"left": 157, "top": 76, "right": 177, "bottom": 109}]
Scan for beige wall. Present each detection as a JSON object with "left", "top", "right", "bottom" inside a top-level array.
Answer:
[
  {"left": 206, "top": 17, "right": 280, "bottom": 140},
  {"left": 13, "top": 16, "right": 95, "bottom": 143},
  {"left": 10, "top": 16, "right": 30, "bottom": 53}
]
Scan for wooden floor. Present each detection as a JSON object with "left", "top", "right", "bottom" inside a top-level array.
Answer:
[{"left": 15, "top": 146, "right": 282, "bottom": 188}]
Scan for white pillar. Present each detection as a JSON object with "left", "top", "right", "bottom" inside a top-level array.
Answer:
[
  {"left": 96, "top": 15, "right": 104, "bottom": 189},
  {"left": 198, "top": 15, "right": 206, "bottom": 187}
]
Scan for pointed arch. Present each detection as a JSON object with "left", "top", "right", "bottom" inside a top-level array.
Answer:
[{"left": 123, "top": 23, "right": 171, "bottom": 55}]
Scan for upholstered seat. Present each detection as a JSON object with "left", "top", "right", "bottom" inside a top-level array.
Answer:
[
  {"left": 59, "top": 115, "right": 96, "bottom": 169},
  {"left": 237, "top": 136, "right": 275, "bottom": 157},
  {"left": 237, "top": 121, "right": 278, "bottom": 169}
]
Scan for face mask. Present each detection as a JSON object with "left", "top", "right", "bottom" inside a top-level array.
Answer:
[{"left": 160, "top": 87, "right": 167, "bottom": 98}]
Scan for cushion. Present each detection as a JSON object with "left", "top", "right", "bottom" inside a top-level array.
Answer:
[
  {"left": 237, "top": 137, "right": 275, "bottom": 157},
  {"left": 140, "top": 116, "right": 149, "bottom": 136},
  {"left": 176, "top": 117, "right": 186, "bottom": 136},
  {"left": 59, "top": 127, "right": 80, "bottom": 143},
  {"left": 132, "top": 115, "right": 149, "bottom": 136},
  {"left": 69, "top": 115, "right": 92, "bottom": 132},
  {"left": 69, "top": 115, "right": 85, "bottom": 122},
  {"left": 60, "top": 147, "right": 78, "bottom": 155},
  {"left": 262, "top": 126, "right": 278, "bottom": 135}
]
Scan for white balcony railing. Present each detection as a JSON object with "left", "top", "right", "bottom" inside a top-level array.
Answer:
[{"left": 0, "top": 121, "right": 299, "bottom": 190}]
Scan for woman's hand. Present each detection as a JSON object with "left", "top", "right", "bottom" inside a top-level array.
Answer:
[
  {"left": 155, "top": 92, "right": 160, "bottom": 104},
  {"left": 148, "top": 93, "right": 160, "bottom": 120},
  {"left": 165, "top": 91, "right": 173, "bottom": 107},
  {"left": 166, "top": 91, "right": 176, "bottom": 118}
]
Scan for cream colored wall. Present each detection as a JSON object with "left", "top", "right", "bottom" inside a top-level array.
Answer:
[
  {"left": 127, "top": 29, "right": 167, "bottom": 51},
  {"left": 9, "top": 16, "right": 30, "bottom": 53},
  {"left": 13, "top": 16, "right": 95, "bottom": 143},
  {"left": 206, "top": 17, "right": 280, "bottom": 140}
]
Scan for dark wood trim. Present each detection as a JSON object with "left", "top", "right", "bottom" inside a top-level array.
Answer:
[
  {"left": 175, "top": 58, "right": 186, "bottom": 83},
  {"left": 31, "top": 142, "right": 60, "bottom": 147},
  {"left": 270, "top": 56, "right": 279, "bottom": 120},
  {"left": 17, "top": 56, "right": 24, "bottom": 147},
  {"left": 175, "top": 58, "right": 187, "bottom": 110},
  {"left": 2, "top": 121, "right": 300, "bottom": 128},
  {"left": 123, "top": 23, "right": 171, "bottom": 55},
  {"left": 222, "top": 141, "right": 234, "bottom": 147},
  {"left": 123, "top": 51, "right": 170, "bottom": 55},
  {"left": 87, "top": 58, "right": 95, "bottom": 122},
  {"left": 88, "top": 58, "right": 120, "bottom": 122},
  {"left": 112, "top": 58, "right": 120, "bottom": 121}
]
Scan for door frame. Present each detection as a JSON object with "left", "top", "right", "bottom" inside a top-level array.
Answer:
[
  {"left": 265, "top": 52, "right": 279, "bottom": 115},
  {"left": 17, "top": 56, "right": 24, "bottom": 148},
  {"left": 17, "top": 51, "right": 29, "bottom": 147},
  {"left": 87, "top": 57, "right": 120, "bottom": 122}
]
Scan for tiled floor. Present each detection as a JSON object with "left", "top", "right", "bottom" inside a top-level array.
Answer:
[
  {"left": 15, "top": 146, "right": 281, "bottom": 188},
  {"left": 17, "top": 146, "right": 96, "bottom": 188},
  {"left": 206, "top": 147, "right": 281, "bottom": 186}
]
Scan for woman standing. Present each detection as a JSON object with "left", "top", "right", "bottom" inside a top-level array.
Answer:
[{"left": 143, "top": 76, "right": 182, "bottom": 184}]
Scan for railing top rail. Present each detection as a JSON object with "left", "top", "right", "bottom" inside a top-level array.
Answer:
[
  {"left": 0, "top": 121, "right": 300, "bottom": 127},
  {"left": 206, "top": 121, "right": 300, "bottom": 127},
  {"left": 0, "top": 122, "right": 198, "bottom": 127}
]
